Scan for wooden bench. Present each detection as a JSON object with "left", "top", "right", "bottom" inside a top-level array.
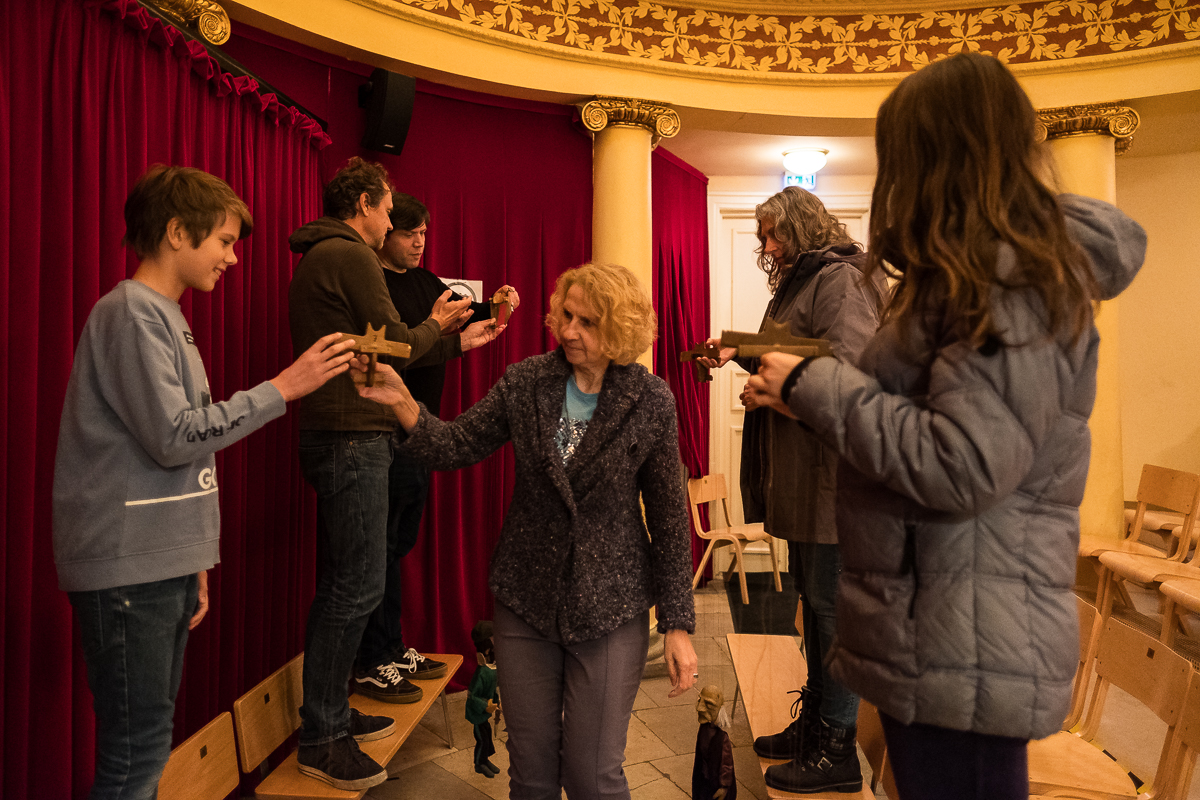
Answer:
[
  {"left": 158, "top": 711, "right": 240, "bottom": 800},
  {"left": 727, "top": 632, "right": 887, "bottom": 799},
  {"left": 232, "top": 652, "right": 463, "bottom": 799}
]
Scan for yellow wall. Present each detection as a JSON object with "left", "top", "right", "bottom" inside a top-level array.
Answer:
[{"left": 1116, "top": 149, "right": 1200, "bottom": 490}]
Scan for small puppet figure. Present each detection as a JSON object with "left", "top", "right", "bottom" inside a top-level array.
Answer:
[
  {"left": 693, "top": 685, "right": 737, "bottom": 800},
  {"left": 466, "top": 621, "right": 501, "bottom": 778}
]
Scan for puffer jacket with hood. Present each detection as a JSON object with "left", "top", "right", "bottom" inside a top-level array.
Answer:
[{"left": 783, "top": 194, "right": 1146, "bottom": 740}]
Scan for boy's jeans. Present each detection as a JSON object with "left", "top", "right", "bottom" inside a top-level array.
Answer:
[{"left": 70, "top": 573, "right": 199, "bottom": 800}]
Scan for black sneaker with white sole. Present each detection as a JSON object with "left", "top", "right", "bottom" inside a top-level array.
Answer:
[
  {"left": 298, "top": 733, "right": 387, "bottom": 791},
  {"left": 391, "top": 647, "right": 448, "bottom": 680},
  {"left": 353, "top": 662, "right": 423, "bottom": 703},
  {"left": 349, "top": 708, "right": 395, "bottom": 742}
]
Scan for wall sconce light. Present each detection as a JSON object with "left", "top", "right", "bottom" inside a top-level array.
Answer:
[{"left": 782, "top": 148, "right": 828, "bottom": 175}]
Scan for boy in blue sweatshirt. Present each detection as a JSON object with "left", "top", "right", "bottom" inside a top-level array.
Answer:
[{"left": 53, "top": 165, "right": 363, "bottom": 800}]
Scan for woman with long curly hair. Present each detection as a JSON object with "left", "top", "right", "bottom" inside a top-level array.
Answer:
[
  {"left": 701, "top": 186, "right": 888, "bottom": 793},
  {"left": 748, "top": 52, "right": 1146, "bottom": 799}
]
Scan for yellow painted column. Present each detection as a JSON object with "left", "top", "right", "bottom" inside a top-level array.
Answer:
[
  {"left": 1037, "top": 104, "right": 1140, "bottom": 544},
  {"left": 580, "top": 96, "right": 680, "bottom": 369}
]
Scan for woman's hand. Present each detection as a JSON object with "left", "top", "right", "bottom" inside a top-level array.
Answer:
[
  {"left": 351, "top": 357, "right": 421, "bottom": 430},
  {"left": 188, "top": 570, "right": 209, "bottom": 630},
  {"left": 739, "top": 381, "right": 764, "bottom": 411},
  {"left": 746, "top": 352, "right": 804, "bottom": 419},
  {"left": 664, "top": 629, "right": 699, "bottom": 698},
  {"left": 695, "top": 337, "right": 737, "bottom": 371}
]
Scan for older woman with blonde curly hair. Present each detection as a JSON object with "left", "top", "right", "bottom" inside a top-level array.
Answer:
[{"left": 355, "top": 261, "right": 698, "bottom": 800}]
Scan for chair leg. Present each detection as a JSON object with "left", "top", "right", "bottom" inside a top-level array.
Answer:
[
  {"left": 692, "top": 540, "right": 718, "bottom": 591},
  {"left": 767, "top": 537, "right": 783, "bottom": 593},
  {"left": 731, "top": 541, "right": 751, "bottom": 604}
]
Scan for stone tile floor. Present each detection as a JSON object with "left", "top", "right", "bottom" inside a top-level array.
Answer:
[{"left": 366, "top": 578, "right": 1195, "bottom": 800}]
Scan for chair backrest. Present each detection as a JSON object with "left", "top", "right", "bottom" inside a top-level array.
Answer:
[
  {"left": 1131, "top": 465, "right": 1200, "bottom": 558},
  {"left": 232, "top": 653, "right": 304, "bottom": 774},
  {"left": 1090, "top": 616, "right": 1191, "bottom": 731},
  {"left": 687, "top": 474, "right": 733, "bottom": 533},
  {"left": 157, "top": 712, "right": 239, "bottom": 800},
  {"left": 1160, "top": 668, "right": 1200, "bottom": 800}
]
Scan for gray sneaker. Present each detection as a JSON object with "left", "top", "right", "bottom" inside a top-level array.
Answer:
[{"left": 298, "top": 734, "right": 387, "bottom": 791}]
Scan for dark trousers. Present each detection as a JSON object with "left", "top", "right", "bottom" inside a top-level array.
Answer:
[
  {"left": 880, "top": 712, "right": 1029, "bottom": 800},
  {"left": 357, "top": 451, "right": 430, "bottom": 668},
  {"left": 297, "top": 430, "right": 392, "bottom": 744},
  {"left": 473, "top": 719, "right": 496, "bottom": 766},
  {"left": 789, "top": 542, "right": 858, "bottom": 728},
  {"left": 70, "top": 574, "right": 199, "bottom": 800}
]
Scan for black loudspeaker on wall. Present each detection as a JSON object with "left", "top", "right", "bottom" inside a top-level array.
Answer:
[{"left": 358, "top": 69, "right": 415, "bottom": 155}]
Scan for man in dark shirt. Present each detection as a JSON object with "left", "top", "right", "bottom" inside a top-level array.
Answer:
[{"left": 353, "top": 192, "right": 517, "bottom": 700}]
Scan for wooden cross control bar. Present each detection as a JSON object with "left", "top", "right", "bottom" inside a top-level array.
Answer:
[{"left": 336, "top": 324, "right": 412, "bottom": 387}]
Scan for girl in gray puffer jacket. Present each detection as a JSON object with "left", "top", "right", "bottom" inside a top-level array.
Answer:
[{"left": 748, "top": 52, "right": 1146, "bottom": 800}]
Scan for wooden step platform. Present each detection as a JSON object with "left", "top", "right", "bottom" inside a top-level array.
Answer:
[
  {"left": 727, "top": 633, "right": 875, "bottom": 800},
  {"left": 253, "top": 653, "right": 463, "bottom": 800}
]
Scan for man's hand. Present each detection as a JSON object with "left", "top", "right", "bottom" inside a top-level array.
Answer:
[
  {"left": 460, "top": 319, "right": 506, "bottom": 352},
  {"left": 739, "top": 381, "right": 764, "bottom": 411},
  {"left": 269, "top": 333, "right": 356, "bottom": 402},
  {"left": 695, "top": 337, "right": 736, "bottom": 371},
  {"left": 496, "top": 285, "right": 520, "bottom": 310},
  {"left": 430, "top": 290, "right": 474, "bottom": 333},
  {"left": 745, "top": 352, "right": 804, "bottom": 419},
  {"left": 188, "top": 570, "right": 209, "bottom": 630}
]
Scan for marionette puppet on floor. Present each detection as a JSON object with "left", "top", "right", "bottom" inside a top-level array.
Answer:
[
  {"left": 693, "top": 685, "right": 737, "bottom": 800},
  {"left": 466, "top": 621, "right": 501, "bottom": 778}
]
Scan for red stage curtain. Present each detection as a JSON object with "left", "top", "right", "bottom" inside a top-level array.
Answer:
[
  {"left": 3, "top": 2, "right": 328, "bottom": 797},
  {"left": 651, "top": 148, "right": 712, "bottom": 571}
]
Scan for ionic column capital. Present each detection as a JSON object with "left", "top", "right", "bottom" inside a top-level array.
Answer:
[
  {"left": 579, "top": 97, "right": 681, "bottom": 146},
  {"left": 1035, "top": 103, "right": 1141, "bottom": 156}
]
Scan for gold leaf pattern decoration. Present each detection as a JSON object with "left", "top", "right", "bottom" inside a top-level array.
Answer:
[{"left": 369, "top": 0, "right": 1200, "bottom": 74}]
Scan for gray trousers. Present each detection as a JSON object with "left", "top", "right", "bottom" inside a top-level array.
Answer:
[{"left": 495, "top": 603, "right": 649, "bottom": 800}]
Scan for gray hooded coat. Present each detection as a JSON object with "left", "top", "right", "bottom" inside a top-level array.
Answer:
[{"left": 784, "top": 195, "right": 1146, "bottom": 740}]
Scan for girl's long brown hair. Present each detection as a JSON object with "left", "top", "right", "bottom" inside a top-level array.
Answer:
[{"left": 868, "top": 53, "right": 1098, "bottom": 348}]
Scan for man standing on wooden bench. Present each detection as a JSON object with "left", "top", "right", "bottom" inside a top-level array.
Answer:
[
  {"left": 353, "top": 193, "right": 514, "bottom": 701},
  {"left": 288, "top": 159, "right": 482, "bottom": 790}
]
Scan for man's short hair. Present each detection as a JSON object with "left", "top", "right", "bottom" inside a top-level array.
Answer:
[
  {"left": 122, "top": 165, "right": 252, "bottom": 259},
  {"left": 387, "top": 193, "right": 430, "bottom": 233},
  {"left": 323, "top": 157, "right": 392, "bottom": 221}
]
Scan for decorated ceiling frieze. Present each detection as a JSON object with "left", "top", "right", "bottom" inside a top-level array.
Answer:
[{"left": 356, "top": 0, "right": 1200, "bottom": 75}]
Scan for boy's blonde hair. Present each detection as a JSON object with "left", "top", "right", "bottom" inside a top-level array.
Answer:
[{"left": 122, "top": 165, "right": 251, "bottom": 258}]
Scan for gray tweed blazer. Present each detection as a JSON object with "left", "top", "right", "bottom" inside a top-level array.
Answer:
[{"left": 399, "top": 348, "right": 696, "bottom": 644}]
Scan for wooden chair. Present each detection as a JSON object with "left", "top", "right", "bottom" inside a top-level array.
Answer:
[
  {"left": 688, "top": 474, "right": 782, "bottom": 605},
  {"left": 232, "top": 653, "right": 304, "bottom": 780},
  {"left": 1063, "top": 596, "right": 1100, "bottom": 731},
  {"left": 157, "top": 712, "right": 239, "bottom": 800},
  {"left": 1153, "top": 667, "right": 1200, "bottom": 800},
  {"left": 1028, "top": 616, "right": 1192, "bottom": 799},
  {"left": 1159, "top": 576, "right": 1200, "bottom": 649},
  {"left": 1079, "top": 465, "right": 1198, "bottom": 563}
]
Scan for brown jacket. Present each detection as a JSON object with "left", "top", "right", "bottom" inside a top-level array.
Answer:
[
  {"left": 739, "top": 245, "right": 887, "bottom": 543},
  {"left": 288, "top": 217, "right": 460, "bottom": 430},
  {"left": 399, "top": 349, "right": 696, "bottom": 644}
]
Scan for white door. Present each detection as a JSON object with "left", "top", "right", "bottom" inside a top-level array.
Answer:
[{"left": 706, "top": 191, "right": 871, "bottom": 573}]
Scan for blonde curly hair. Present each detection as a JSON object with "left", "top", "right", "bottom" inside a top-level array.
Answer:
[{"left": 545, "top": 262, "right": 657, "bottom": 366}]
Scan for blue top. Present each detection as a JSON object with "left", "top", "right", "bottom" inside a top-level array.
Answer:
[{"left": 555, "top": 374, "right": 598, "bottom": 462}]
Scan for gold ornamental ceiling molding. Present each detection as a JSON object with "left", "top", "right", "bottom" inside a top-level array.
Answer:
[
  {"left": 579, "top": 96, "right": 682, "bottom": 144},
  {"left": 143, "top": 0, "right": 233, "bottom": 45},
  {"left": 352, "top": 0, "right": 1200, "bottom": 77},
  {"left": 1036, "top": 102, "right": 1141, "bottom": 154}
]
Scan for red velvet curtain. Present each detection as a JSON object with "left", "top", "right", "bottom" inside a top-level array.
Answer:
[
  {"left": 3, "top": 2, "right": 330, "bottom": 797},
  {"left": 651, "top": 148, "right": 712, "bottom": 571}
]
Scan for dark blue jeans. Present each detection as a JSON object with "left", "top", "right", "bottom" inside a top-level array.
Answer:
[
  {"left": 70, "top": 573, "right": 199, "bottom": 800},
  {"left": 298, "top": 429, "right": 393, "bottom": 745},
  {"left": 880, "top": 713, "right": 1029, "bottom": 800},
  {"left": 357, "top": 450, "right": 431, "bottom": 668},
  {"left": 790, "top": 541, "right": 859, "bottom": 729}
]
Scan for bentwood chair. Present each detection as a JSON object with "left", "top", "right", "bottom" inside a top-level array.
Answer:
[{"left": 687, "top": 473, "right": 782, "bottom": 604}]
